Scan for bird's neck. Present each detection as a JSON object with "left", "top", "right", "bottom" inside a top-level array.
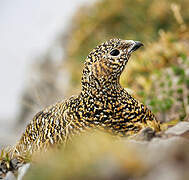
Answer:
[{"left": 81, "top": 74, "right": 123, "bottom": 98}]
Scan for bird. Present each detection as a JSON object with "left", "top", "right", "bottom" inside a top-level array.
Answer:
[
  {"left": 14, "top": 38, "right": 160, "bottom": 156},
  {"left": 0, "top": 38, "right": 161, "bottom": 177}
]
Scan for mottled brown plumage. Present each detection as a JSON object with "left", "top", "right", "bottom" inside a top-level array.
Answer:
[{"left": 15, "top": 38, "right": 160, "bottom": 156}]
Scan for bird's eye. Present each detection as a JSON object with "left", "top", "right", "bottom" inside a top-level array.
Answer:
[{"left": 110, "top": 49, "right": 120, "bottom": 56}]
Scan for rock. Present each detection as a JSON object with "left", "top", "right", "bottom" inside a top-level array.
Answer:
[
  {"left": 3, "top": 172, "right": 16, "bottom": 180},
  {"left": 165, "top": 122, "right": 189, "bottom": 137},
  {"left": 17, "top": 163, "right": 30, "bottom": 180}
]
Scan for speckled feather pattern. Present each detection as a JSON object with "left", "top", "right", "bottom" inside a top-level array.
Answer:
[{"left": 15, "top": 38, "right": 160, "bottom": 155}]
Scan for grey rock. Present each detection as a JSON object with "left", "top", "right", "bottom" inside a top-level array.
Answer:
[
  {"left": 165, "top": 122, "right": 189, "bottom": 136},
  {"left": 3, "top": 172, "right": 16, "bottom": 180},
  {"left": 17, "top": 163, "right": 30, "bottom": 180}
]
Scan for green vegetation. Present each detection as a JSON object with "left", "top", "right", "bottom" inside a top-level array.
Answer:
[{"left": 65, "top": 0, "right": 189, "bottom": 63}]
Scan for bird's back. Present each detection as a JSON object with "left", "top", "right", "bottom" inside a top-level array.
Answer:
[{"left": 15, "top": 96, "right": 80, "bottom": 155}]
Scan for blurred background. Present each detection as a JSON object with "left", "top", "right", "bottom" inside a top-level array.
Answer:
[
  {"left": 0, "top": 0, "right": 189, "bottom": 149},
  {"left": 0, "top": 0, "right": 95, "bottom": 147}
]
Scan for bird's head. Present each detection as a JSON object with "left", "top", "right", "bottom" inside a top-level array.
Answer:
[{"left": 82, "top": 38, "right": 143, "bottom": 92}]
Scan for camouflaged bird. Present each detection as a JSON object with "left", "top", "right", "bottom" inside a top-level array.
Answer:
[{"left": 15, "top": 38, "right": 160, "bottom": 155}]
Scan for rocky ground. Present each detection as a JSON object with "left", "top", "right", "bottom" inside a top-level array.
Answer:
[{"left": 2, "top": 118, "right": 189, "bottom": 180}]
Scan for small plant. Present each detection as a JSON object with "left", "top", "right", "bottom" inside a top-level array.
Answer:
[{"left": 141, "top": 54, "right": 189, "bottom": 122}]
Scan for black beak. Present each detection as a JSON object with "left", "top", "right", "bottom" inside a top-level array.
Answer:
[{"left": 128, "top": 41, "right": 144, "bottom": 54}]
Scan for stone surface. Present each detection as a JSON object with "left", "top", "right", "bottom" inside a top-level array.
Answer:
[
  {"left": 4, "top": 172, "right": 16, "bottom": 180},
  {"left": 17, "top": 163, "right": 30, "bottom": 180},
  {"left": 165, "top": 122, "right": 189, "bottom": 136}
]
